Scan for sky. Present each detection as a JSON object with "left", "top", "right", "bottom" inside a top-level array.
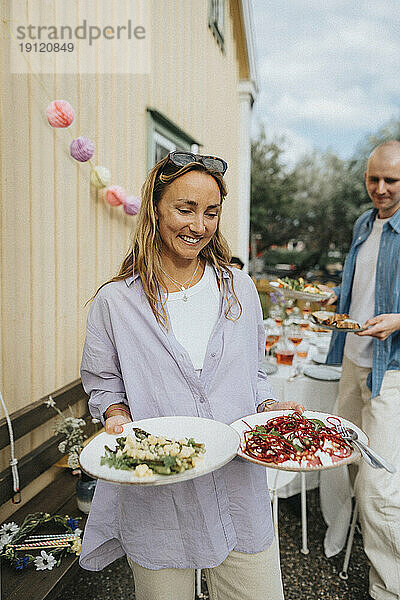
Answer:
[{"left": 251, "top": 0, "right": 400, "bottom": 166}]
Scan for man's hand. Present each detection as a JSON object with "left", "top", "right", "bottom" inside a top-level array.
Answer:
[
  {"left": 105, "top": 413, "right": 132, "bottom": 435},
  {"left": 357, "top": 313, "right": 400, "bottom": 340},
  {"left": 318, "top": 284, "right": 337, "bottom": 306}
]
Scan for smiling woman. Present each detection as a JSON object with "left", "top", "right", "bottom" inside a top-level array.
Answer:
[
  {"left": 94, "top": 153, "right": 236, "bottom": 327},
  {"left": 155, "top": 171, "right": 221, "bottom": 278},
  {"left": 79, "top": 152, "right": 302, "bottom": 600}
]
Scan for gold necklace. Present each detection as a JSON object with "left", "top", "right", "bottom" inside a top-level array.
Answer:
[{"left": 160, "top": 259, "right": 201, "bottom": 302}]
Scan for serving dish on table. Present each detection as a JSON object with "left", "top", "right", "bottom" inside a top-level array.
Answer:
[
  {"left": 269, "top": 278, "right": 334, "bottom": 302},
  {"left": 311, "top": 311, "right": 369, "bottom": 332},
  {"left": 230, "top": 410, "right": 367, "bottom": 472},
  {"left": 79, "top": 416, "right": 240, "bottom": 486}
]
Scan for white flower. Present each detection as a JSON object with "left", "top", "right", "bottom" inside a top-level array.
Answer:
[
  {"left": 67, "top": 453, "right": 80, "bottom": 469},
  {"left": 74, "top": 528, "right": 82, "bottom": 537},
  {"left": 58, "top": 441, "right": 67, "bottom": 454},
  {"left": 71, "top": 537, "right": 81, "bottom": 555},
  {"left": 34, "top": 550, "right": 57, "bottom": 570},
  {"left": 91, "top": 417, "right": 100, "bottom": 424},
  {"left": 0, "top": 533, "right": 13, "bottom": 552},
  {"left": 45, "top": 396, "right": 56, "bottom": 408},
  {"left": 0, "top": 522, "right": 19, "bottom": 537}
]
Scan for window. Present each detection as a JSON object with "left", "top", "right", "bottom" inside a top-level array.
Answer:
[
  {"left": 154, "top": 131, "right": 177, "bottom": 164},
  {"left": 147, "top": 109, "right": 200, "bottom": 170},
  {"left": 209, "top": 0, "right": 225, "bottom": 50}
]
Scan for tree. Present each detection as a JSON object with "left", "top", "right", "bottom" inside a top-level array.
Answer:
[
  {"left": 250, "top": 117, "right": 400, "bottom": 275},
  {"left": 291, "top": 151, "right": 368, "bottom": 267},
  {"left": 250, "top": 130, "right": 298, "bottom": 252}
]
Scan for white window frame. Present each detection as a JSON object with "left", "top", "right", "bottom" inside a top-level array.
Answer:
[{"left": 147, "top": 109, "right": 200, "bottom": 170}]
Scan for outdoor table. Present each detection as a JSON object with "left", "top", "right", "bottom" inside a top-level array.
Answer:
[{"left": 265, "top": 358, "right": 353, "bottom": 557}]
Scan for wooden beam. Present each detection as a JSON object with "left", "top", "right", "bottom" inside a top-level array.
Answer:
[
  {"left": 0, "top": 416, "right": 97, "bottom": 505},
  {"left": 0, "top": 380, "right": 88, "bottom": 451}
]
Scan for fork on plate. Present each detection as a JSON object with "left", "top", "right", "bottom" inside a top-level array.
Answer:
[{"left": 335, "top": 425, "right": 396, "bottom": 473}]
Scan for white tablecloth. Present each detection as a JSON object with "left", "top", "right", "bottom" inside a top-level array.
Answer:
[{"left": 265, "top": 358, "right": 353, "bottom": 557}]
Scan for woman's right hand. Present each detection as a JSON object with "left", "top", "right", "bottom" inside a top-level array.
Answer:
[{"left": 105, "top": 413, "right": 132, "bottom": 435}]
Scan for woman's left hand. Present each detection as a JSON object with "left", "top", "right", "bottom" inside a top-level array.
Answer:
[{"left": 263, "top": 401, "right": 304, "bottom": 414}]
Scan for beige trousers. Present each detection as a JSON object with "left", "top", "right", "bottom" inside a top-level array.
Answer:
[
  {"left": 336, "top": 357, "right": 400, "bottom": 600},
  {"left": 127, "top": 535, "right": 284, "bottom": 600}
]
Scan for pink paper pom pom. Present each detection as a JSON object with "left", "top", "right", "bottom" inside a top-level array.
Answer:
[
  {"left": 105, "top": 185, "right": 127, "bottom": 206},
  {"left": 46, "top": 100, "right": 75, "bottom": 128},
  {"left": 70, "top": 136, "right": 95, "bottom": 162},
  {"left": 123, "top": 196, "right": 141, "bottom": 215}
]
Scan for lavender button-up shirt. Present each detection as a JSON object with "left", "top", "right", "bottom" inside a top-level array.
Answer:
[{"left": 79, "top": 267, "right": 276, "bottom": 571}]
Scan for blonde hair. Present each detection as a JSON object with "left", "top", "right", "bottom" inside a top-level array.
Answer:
[{"left": 95, "top": 155, "right": 242, "bottom": 326}]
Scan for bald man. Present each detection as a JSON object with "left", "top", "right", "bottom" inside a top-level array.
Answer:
[{"left": 325, "top": 141, "right": 400, "bottom": 600}]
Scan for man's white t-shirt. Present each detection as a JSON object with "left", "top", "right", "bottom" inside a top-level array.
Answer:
[
  {"left": 165, "top": 263, "right": 220, "bottom": 371},
  {"left": 344, "top": 216, "right": 389, "bottom": 367}
]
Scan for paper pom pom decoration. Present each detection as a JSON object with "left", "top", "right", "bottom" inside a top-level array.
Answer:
[
  {"left": 46, "top": 100, "right": 75, "bottom": 128},
  {"left": 105, "top": 185, "right": 127, "bottom": 206},
  {"left": 70, "top": 136, "right": 94, "bottom": 162},
  {"left": 123, "top": 196, "right": 141, "bottom": 215},
  {"left": 90, "top": 166, "right": 111, "bottom": 189}
]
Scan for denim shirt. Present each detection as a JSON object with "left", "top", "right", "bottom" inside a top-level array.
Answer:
[
  {"left": 79, "top": 266, "right": 275, "bottom": 571},
  {"left": 326, "top": 207, "right": 400, "bottom": 397}
]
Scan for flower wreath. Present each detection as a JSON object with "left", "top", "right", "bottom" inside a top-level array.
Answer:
[{"left": 0, "top": 512, "right": 82, "bottom": 571}]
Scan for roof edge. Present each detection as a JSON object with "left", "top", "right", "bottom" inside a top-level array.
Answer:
[{"left": 239, "top": 0, "right": 259, "bottom": 94}]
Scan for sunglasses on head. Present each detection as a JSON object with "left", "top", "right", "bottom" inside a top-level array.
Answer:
[{"left": 166, "top": 151, "right": 228, "bottom": 175}]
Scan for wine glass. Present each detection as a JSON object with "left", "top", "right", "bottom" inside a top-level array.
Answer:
[
  {"left": 298, "top": 320, "right": 310, "bottom": 331},
  {"left": 265, "top": 325, "right": 281, "bottom": 362},
  {"left": 269, "top": 305, "right": 284, "bottom": 328},
  {"left": 287, "top": 325, "right": 304, "bottom": 348},
  {"left": 285, "top": 299, "right": 295, "bottom": 316},
  {"left": 275, "top": 336, "right": 295, "bottom": 366},
  {"left": 302, "top": 301, "right": 311, "bottom": 319},
  {"left": 296, "top": 339, "right": 310, "bottom": 362}
]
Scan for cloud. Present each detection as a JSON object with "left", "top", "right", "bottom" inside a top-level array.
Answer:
[
  {"left": 251, "top": 118, "right": 314, "bottom": 168},
  {"left": 252, "top": 0, "right": 400, "bottom": 161}
]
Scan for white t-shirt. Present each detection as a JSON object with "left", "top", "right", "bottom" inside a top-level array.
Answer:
[
  {"left": 165, "top": 263, "right": 220, "bottom": 371},
  {"left": 344, "top": 216, "right": 389, "bottom": 367}
]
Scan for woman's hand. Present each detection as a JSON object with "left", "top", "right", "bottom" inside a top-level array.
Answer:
[
  {"left": 259, "top": 400, "right": 304, "bottom": 414},
  {"left": 105, "top": 413, "right": 132, "bottom": 434},
  {"left": 356, "top": 313, "right": 400, "bottom": 340}
]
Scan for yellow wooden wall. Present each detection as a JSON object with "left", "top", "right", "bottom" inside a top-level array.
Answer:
[{"left": 0, "top": 0, "right": 246, "bottom": 414}]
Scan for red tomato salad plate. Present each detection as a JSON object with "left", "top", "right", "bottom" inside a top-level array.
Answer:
[{"left": 230, "top": 410, "right": 368, "bottom": 472}]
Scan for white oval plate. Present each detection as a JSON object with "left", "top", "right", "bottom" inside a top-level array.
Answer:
[
  {"left": 230, "top": 410, "right": 367, "bottom": 472},
  {"left": 303, "top": 365, "right": 342, "bottom": 381},
  {"left": 269, "top": 281, "right": 333, "bottom": 302},
  {"left": 79, "top": 416, "right": 240, "bottom": 486}
]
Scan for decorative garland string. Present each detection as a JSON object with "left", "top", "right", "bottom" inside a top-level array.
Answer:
[{"left": 2, "top": 17, "right": 141, "bottom": 215}]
